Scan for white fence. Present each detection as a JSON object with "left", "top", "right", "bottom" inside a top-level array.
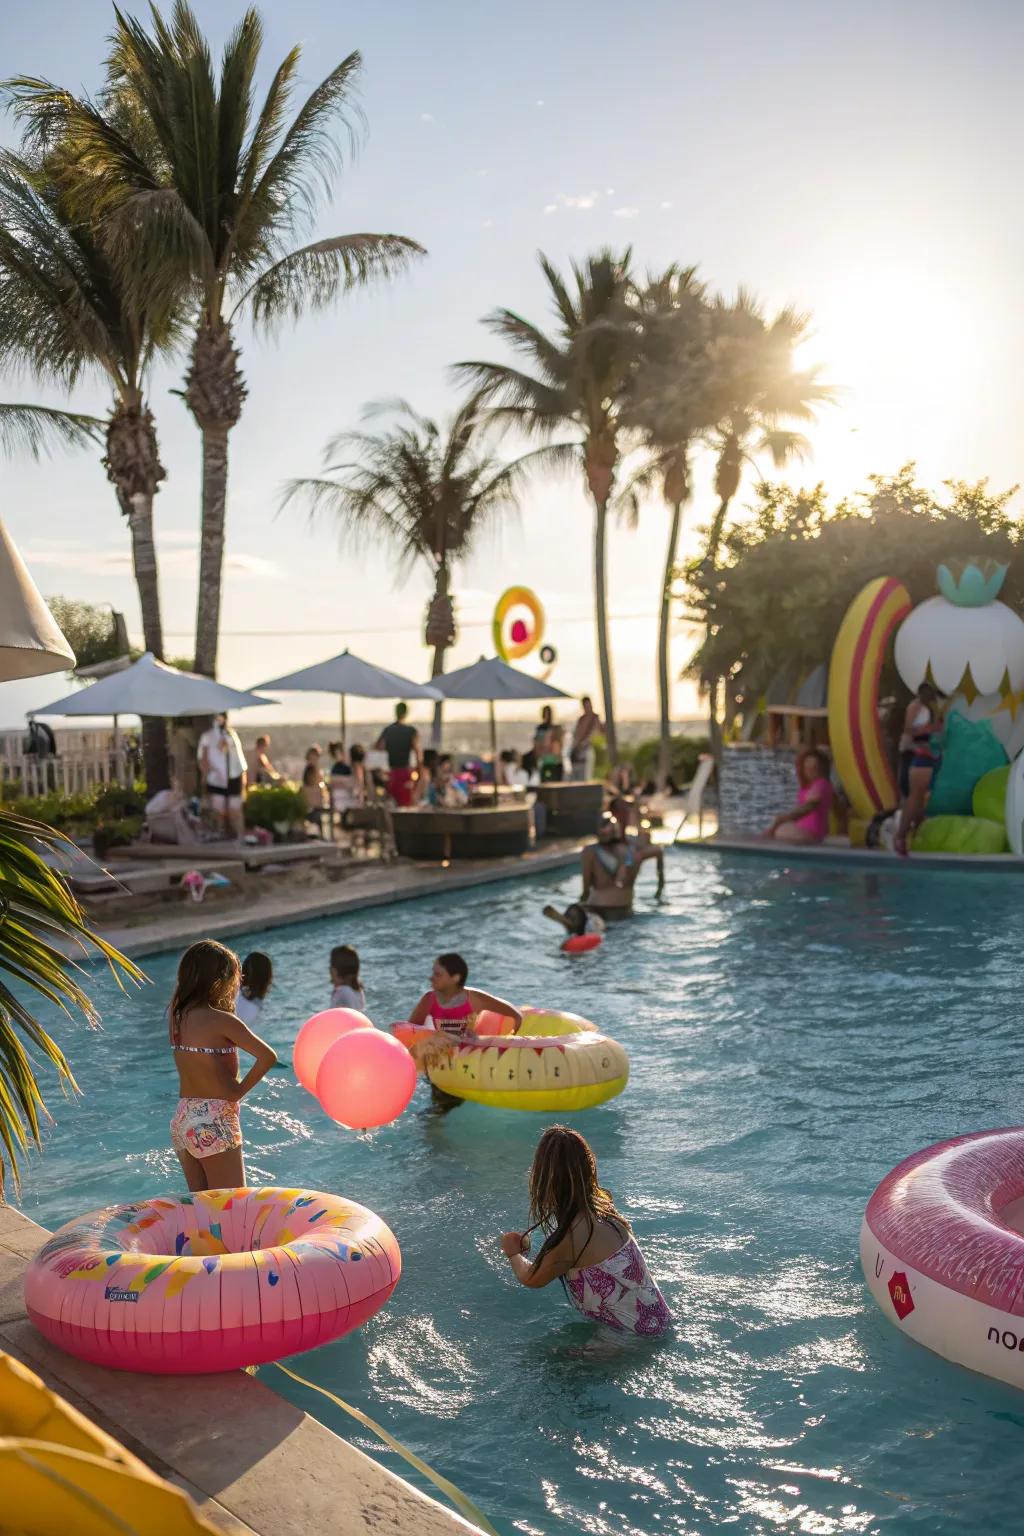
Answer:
[{"left": 0, "top": 729, "right": 138, "bottom": 798}]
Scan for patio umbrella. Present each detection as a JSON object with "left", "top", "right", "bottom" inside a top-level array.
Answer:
[
  {"left": 0, "top": 517, "right": 75, "bottom": 681},
  {"left": 432, "top": 655, "right": 569, "bottom": 758},
  {"left": 253, "top": 649, "right": 441, "bottom": 746}
]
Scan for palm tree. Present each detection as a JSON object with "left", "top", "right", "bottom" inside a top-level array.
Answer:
[
  {"left": 0, "top": 401, "right": 102, "bottom": 457},
  {"left": 456, "top": 249, "right": 635, "bottom": 762},
  {"left": 619, "top": 265, "right": 712, "bottom": 786},
  {"left": 284, "top": 397, "right": 520, "bottom": 743},
  {"left": 0, "top": 809, "right": 142, "bottom": 1190},
  {"left": 698, "top": 292, "right": 833, "bottom": 750},
  {"left": 10, "top": 2, "right": 424, "bottom": 678},
  {"left": 0, "top": 150, "right": 180, "bottom": 788}
]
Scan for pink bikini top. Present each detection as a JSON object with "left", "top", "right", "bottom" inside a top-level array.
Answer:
[{"left": 430, "top": 992, "right": 474, "bottom": 1030}]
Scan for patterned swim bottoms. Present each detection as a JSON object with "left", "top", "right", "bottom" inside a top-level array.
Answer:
[{"left": 170, "top": 1097, "right": 241, "bottom": 1160}]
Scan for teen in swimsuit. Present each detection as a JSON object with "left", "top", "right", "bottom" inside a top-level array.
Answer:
[
  {"left": 407, "top": 953, "right": 521, "bottom": 1111},
  {"left": 896, "top": 683, "right": 943, "bottom": 856},
  {"left": 168, "top": 939, "right": 278, "bottom": 1191},
  {"left": 501, "top": 1125, "right": 672, "bottom": 1336}
]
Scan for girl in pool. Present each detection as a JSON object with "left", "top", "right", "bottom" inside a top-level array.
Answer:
[
  {"left": 407, "top": 953, "right": 521, "bottom": 1110},
  {"left": 500, "top": 1125, "right": 672, "bottom": 1337},
  {"left": 168, "top": 939, "right": 278, "bottom": 1192},
  {"left": 235, "top": 950, "right": 273, "bottom": 1027}
]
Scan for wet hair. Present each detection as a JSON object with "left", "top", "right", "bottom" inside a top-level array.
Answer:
[
  {"left": 435, "top": 951, "right": 468, "bottom": 987},
  {"left": 169, "top": 940, "right": 240, "bottom": 1042},
  {"left": 241, "top": 951, "right": 273, "bottom": 1002},
  {"left": 330, "top": 944, "right": 360, "bottom": 986},
  {"left": 563, "top": 903, "right": 588, "bottom": 937},
  {"left": 524, "top": 1125, "right": 629, "bottom": 1264}
]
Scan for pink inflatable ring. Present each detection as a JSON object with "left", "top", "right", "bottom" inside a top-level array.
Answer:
[
  {"left": 861, "top": 1127, "right": 1024, "bottom": 1388},
  {"left": 24, "top": 1186, "right": 400, "bottom": 1375}
]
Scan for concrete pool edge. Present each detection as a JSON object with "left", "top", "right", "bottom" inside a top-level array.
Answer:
[
  {"left": 0, "top": 1202, "right": 479, "bottom": 1535},
  {"left": 678, "top": 833, "right": 1024, "bottom": 874},
  {"left": 95, "top": 841, "right": 585, "bottom": 961}
]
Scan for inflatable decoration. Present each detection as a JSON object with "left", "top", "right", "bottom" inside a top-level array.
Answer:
[
  {"left": 861, "top": 1128, "right": 1024, "bottom": 1390},
  {"left": 828, "top": 577, "right": 913, "bottom": 818},
  {"left": 493, "top": 586, "right": 544, "bottom": 662},
  {"left": 895, "top": 558, "right": 1024, "bottom": 704},
  {"left": 973, "top": 763, "right": 1011, "bottom": 823},
  {"left": 24, "top": 1187, "right": 400, "bottom": 1374},
  {"left": 316, "top": 1028, "right": 417, "bottom": 1129},
  {"left": 392, "top": 1008, "right": 627, "bottom": 1112},
  {"left": 911, "top": 815, "right": 1008, "bottom": 855},
  {"left": 293, "top": 1007, "right": 372, "bottom": 1093},
  {"left": 1007, "top": 753, "right": 1024, "bottom": 854},
  {"left": 539, "top": 644, "right": 557, "bottom": 666},
  {"left": 927, "top": 710, "right": 1007, "bottom": 816}
]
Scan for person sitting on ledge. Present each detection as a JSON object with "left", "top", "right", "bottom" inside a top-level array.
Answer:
[{"left": 763, "top": 747, "right": 834, "bottom": 844}]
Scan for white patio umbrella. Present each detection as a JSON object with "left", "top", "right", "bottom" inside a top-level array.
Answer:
[
  {"left": 33, "top": 651, "right": 274, "bottom": 761},
  {"left": 253, "top": 649, "right": 441, "bottom": 746},
  {"left": 0, "top": 516, "right": 75, "bottom": 681},
  {"left": 432, "top": 655, "right": 569, "bottom": 758}
]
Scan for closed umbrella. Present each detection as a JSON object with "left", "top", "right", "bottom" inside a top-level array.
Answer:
[
  {"left": 253, "top": 649, "right": 441, "bottom": 746},
  {"left": 432, "top": 655, "right": 569, "bottom": 759},
  {"left": 0, "top": 517, "right": 75, "bottom": 681}
]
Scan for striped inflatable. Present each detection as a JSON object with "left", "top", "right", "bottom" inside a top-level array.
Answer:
[{"left": 827, "top": 576, "right": 913, "bottom": 819}]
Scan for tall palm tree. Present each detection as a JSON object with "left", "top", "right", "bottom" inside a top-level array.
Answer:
[
  {"left": 698, "top": 292, "right": 833, "bottom": 751},
  {"left": 284, "top": 397, "right": 520, "bottom": 743},
  {"left": 619, "top": 265, "right": 712, "bottom": 786},
  {"left": 456, "top": 249, "right": 635, "bottom": 762},
  {"left": 0, "top": 150, "right": 181, "bottom": 789},
  {"left": 10, "top": 2, "right": 424, "bottom": 678}
]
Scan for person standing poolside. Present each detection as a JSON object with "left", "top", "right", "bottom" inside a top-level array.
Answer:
[
  {"left": 500, "top": 1125, "right": 672, "bottom": 1336},
  {"left": 895, "top": 687, "right": 944, "bottom": 856},
  {"left": 570, "top": 696, "right": 602, "bottom": 781},
  {"left": 252, "top": 735, "right": 280, "bottom": 784},
  {"left": 580, "top": 814, "right": 664, "bottom": 920},
  {"left": 407, "top": 953, "right": 521, "bottom": 1111},
  {"left": 764, "top": 747, "right": 834, "bottom": 845},
  {"left": 376, "top": 702, "right": 421, "bottom": 807},
  {"left": 198, "top": 712, "right": 247, "bottom": 838},
  {"left": 168, "top": 940, "right": 277, "bottom": 1192}
]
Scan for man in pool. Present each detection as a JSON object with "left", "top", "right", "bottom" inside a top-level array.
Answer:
[{"left": 575, "top": 813, "right": 664, "bottom": 920}]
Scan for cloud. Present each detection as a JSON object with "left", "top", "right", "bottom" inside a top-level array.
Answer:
[
  {"left": 420, "top": 112, "right": 434, "bottom": 123},
  {"left": 613, "top": 205, "right": 640, "bottom": 219},
  {"left": 562, "top": 191, "right": 599, "bottom": 209},
  {"left": 22, "top": 538, "right": 278, "bottom": 581}
]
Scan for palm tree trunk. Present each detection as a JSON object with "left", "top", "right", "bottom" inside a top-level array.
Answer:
[
  {"left": 657, "top": 498, "right": 683, "bottom": 788},
  {"left": 593, "top": 490, "right": 617, "bottom": 763},
  {"left": 124, "top": 491, "right": 169, "bottom": 793},
  {"left": 704, "top": 491, "right": 735, "bottom": 764},
  {"left": 430, "top": 640, "right": 447, "bottom": 746},
  {"left": 705, "top": 494, "right": 733, "bottom": 573},
  {"left": 425, "top": 563, "right": 455, "bottom": 747},
  {"left": 193, "top": 424, "right": 230, "bottom": 677}
]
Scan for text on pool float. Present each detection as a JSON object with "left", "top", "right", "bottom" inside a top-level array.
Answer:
[{"left": 988, "top": 1327, "right": 1024, "bottom": 1350}]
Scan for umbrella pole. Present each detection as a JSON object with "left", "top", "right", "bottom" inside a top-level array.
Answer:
[
  {"left": 340, "top": 694, "right": 347, "bottom": 750},
  {"left": 489, "top": 699, "right": 497, "bottom": 796}
]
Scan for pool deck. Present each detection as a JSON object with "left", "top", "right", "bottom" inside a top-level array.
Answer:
[
  {"left": 94, "top": 839, "right": 584, "bottom": 961},
  {"left": 0, "top": 1203, "right": 478, "bottom": 1535},
  {"left": 679, "top": 832, "right": 1024, "bottom": 874}
]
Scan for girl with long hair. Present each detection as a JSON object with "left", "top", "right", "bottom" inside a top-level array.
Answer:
[
  {"left": 168, "top": 939, "right": 277, "bottom": 1191},
  {"left": 500, "top": 1126, "right": 672, "bottom": 1336}
]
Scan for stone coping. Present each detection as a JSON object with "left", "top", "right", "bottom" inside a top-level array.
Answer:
[
  {"left": 0, "top": 1203, "right": 478, "bottom": 1535},
  {"left": 680, "top": 833, "right": 1024, "bottom": 874},
  {"left": 96, "top": 841, "right": 583, "bottom": 961}
]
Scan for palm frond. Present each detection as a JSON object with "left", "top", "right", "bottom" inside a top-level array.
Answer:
[
  {"left": 232, "top": 232, "right": 424, "bottom": 328},
  {"left": 0, "top": 402, "right": 104, "bottom": 458}
]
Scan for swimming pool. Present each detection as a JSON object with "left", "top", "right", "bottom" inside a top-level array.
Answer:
[{"left": 15, "top": 852, "right": 1024, "bottom": 1536}]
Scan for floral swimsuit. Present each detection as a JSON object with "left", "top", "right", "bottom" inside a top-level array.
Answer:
[
  {"left": 170, "top": 1041, "right": 241, "bottom": 1160},
  {"left": 564, "top": 1234, "right": 673, "bottom": 1336}
]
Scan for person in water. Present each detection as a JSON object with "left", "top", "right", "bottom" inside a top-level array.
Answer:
[
  {"left": 168, "top": 939, "right": 278, "bottom": 1192},
  {"left": 542, "top": 901, "right": 606, "bottom": 939},
  {"left": 579, "top": 814, "right": 664, "bottom": 920},
  {"left": 235, "top": 951, "right": 273, "bottom": 1027},
  {"left": 764, "top": 746, "right": 835, "bottom": 845},
  {"left": 330, "top": 944, "right": 366, "bottom": 1013},
  {"left": 895, "top": 682, "right": 944, "bottom": 856},
  {"left": 500, "top": 1125, "right": 672, "bottom": 1336},
  {"left": 407, "top": 953, "right": 521, "bottom": 1111}
]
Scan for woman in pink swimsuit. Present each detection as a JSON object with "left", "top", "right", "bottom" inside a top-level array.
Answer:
[
  {"left": 407, "top": 953, "right": 521, "bottom": 1111},
  {"left": 765, "top": 747, "right": 834, "bottom": 844},
  {"left": 501, "top": 1126, "right": 672, "bottom": 1336}
]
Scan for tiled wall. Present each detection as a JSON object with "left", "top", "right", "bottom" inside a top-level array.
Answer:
[{"left": 719, "top": 744, "right": 798, "bottom": 834}]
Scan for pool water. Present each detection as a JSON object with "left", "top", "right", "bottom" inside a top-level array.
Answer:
[{"left": 15, "top": 852, "right": 1024, "bottom": 1536}]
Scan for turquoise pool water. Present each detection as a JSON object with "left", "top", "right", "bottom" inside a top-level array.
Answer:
[{"left": 15, "top": 852, "right": 1024, "bottom": 1535}]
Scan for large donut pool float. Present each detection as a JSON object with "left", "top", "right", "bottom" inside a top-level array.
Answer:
[
  {"left": 24, "top": 1186, "right": 400, "bottom": 1374},
  {"left": 861, "top": 1128, "right": 1024, "bottom": 1388}
]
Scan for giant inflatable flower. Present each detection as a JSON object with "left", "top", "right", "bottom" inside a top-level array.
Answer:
[{"left": 894, "top": 559, "right": 1024, "bottom": 703}]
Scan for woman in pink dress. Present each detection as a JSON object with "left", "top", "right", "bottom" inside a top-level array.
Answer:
[
  {"left": 501, "top": 1126, "right": 672, "bottom": 1337},
  {"left": 764, "top": 747, "right": 834, "bottom": 844}
]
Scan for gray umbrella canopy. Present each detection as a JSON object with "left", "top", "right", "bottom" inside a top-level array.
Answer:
[
  {"left": 0, "top": 517, "right": 75, "bottom": 681},
  {"left": 253, "top": 649, "right": 441, "bottom": 744},
  {"left": 34, "top": 651, "right": 274, "bottom": 718},
  {"left": 433, "top": 656, "right": 569, "bottom": 758}
]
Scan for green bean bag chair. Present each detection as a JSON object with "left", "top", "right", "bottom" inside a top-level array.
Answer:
[
  {"left": 912, "top": 815, "right": 1008, "bottom": 854},
  {"left": 927, "top": 711, "right": 1007, "bottom": 816},
  {"left": 972, "top": 764, "right": 1011, "bottom": 823}
]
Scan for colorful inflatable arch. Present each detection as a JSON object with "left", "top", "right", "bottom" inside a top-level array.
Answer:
[{"left": 827, "top": 577, "right": 912, "bottom": 819}]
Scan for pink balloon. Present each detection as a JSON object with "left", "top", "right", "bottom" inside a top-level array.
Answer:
[
  {"left": 293, "top": 1008, "right": 372, "bottom": 1093},
  {"left": 316, "top": 1029, "right": 418, "bottom": 1129}
]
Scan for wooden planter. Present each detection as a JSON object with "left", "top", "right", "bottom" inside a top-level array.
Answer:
[
  {"left": 391, "top": 805, "right": 531, "bottom": 860},
  {"left": 534, "top": 780, "right": 604, "bottom": 838}
]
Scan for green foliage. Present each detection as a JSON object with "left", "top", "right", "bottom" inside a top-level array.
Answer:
[
  {"left": 629, "top": 734, "right": 710, "bottom": 786},
  {"left": 244, "top": 783, "right": 306, "bottom": 831},
  {"left": 685, "top": 463, "right": 1024, "bottom": 707},
  {"left": 92, "top": 783, "right": 146, "bottom": 819},
  {"left": 4, "top": 787, "right": 99, "bottom": 830},
  {"left": 0, "top": 807, "right": 143, "bottom": 1189},
  {"left": 92, "top": 814, "right": 143, "bottom": 857}
]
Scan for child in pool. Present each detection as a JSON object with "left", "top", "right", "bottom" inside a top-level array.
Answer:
[
  {"left": 500, "top": 1125, "right": 672, "bottom": 1337},
  {"left": 330, "top": 944, "right": 366, "bottom": 1013},
  {"left": 407, "top": 953, "right": 521, "bottom": 1111},
  {"left": 235, "top": 951, "right": 272, "bottom": 1027},
  {"left": 541, "top": 902, "right": 606, "bottom": 939}
]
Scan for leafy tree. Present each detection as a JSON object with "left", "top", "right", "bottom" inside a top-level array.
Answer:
[
  {"left": 456, "top": 249, "right": 635, "bottom": 761},
  {"left": 284, "top": 398, "right": 520, "bottom": 742},
  {"left": 9, "top": 3, "right": 424, "bottom": 678},
  {"left": 45, "top": 597, "right": 125, "bottom": 670}
]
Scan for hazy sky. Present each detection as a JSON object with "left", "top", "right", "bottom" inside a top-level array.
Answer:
[{"left": 3, "top": 0, "right": 1023, "bottom": 730}]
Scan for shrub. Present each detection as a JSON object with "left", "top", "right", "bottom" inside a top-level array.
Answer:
[
  {"left": 92, "top": 815, "right": 143, "bottom": 858},
  {"left": 630, "top": 735, "right": 710, "bottom": 787},
  {"left": 244, "top": 783, "right": 306, "bottom": 832},
  {"left": 93, "top": 784, "right": 147, "bottom": 819},
  {"left": 6, "top": 789, "right": 99, "bottom": 830}
]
